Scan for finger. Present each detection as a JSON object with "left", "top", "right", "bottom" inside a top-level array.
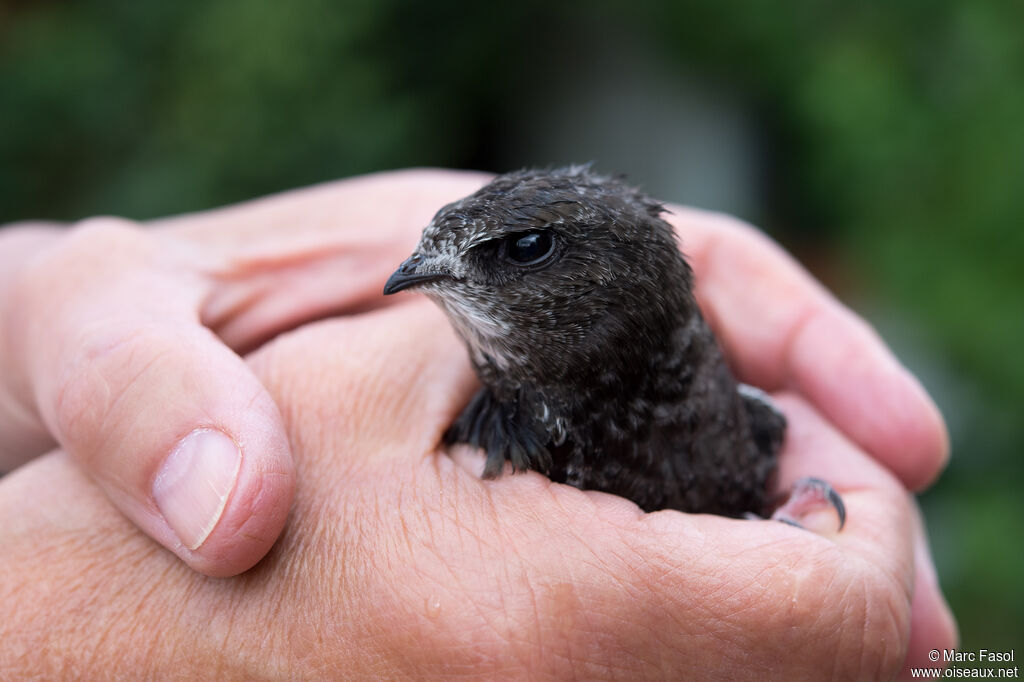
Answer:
[
  {"left": 900, "top": 503, "right": 959, "bottom": 678},
  {"left": 769, "top": 394, "right": 916, "bottom": 575},
  {"left": 0, "top": 224, "right": 65, "bottom": 469},
  {"left": 668, "top": 206, "right": 949, "bottom": 491},
  {"left": 8, "top": 218, "right": 294, "bottom": 576},
  {"left": 155, "top": 169, "right": 494, "bottom": 353}
]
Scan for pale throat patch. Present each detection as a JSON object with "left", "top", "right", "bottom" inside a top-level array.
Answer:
[{"left": 427, "top": 287, "right": 515, "bottom": 372}]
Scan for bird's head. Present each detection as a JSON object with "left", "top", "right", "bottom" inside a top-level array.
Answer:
[{"left": 383, "top": 167, "right": 694, "bottom": 383}]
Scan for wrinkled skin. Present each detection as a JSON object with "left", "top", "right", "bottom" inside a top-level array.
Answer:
[{"left": 0, "top": 170, "right": 956, "bottom": 678}]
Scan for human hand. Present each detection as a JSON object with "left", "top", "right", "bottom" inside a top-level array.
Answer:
[
  {"left": 0, "top": 216, "right": 306, "bottom": 577},
  {"left": 0, "top": 172, "right": 493, "bottom": 576},
  {"left": 0, "top": 295, "right": 951, "bottom": 678},
  {"left": 0, "top": 169, "right": 954, "bottom": 673}
]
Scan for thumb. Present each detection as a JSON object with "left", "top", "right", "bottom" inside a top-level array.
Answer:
[{"left": 7, "top": 219, "right": 294, "bottom": 576}]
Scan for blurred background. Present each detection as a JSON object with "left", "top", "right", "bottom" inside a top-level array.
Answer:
[{"left": 2, "top": 0, "right": 1021, "bottom": 654}]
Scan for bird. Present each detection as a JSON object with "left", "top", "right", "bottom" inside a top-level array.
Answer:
[{"left": 384, "top": 166, "right": 844, "bottom": 527}]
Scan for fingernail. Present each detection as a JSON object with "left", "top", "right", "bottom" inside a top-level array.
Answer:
[{"left": 154, "top": 428, "right": 241, "bottom": 551}]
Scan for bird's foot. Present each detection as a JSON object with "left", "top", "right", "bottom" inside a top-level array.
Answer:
[{"left": 758, "top": 477, "right": 846, "bottom": 532}]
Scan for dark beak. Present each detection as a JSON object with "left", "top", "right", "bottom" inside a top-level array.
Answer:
[{"left": 383, "top": 254, "right": 450, "bottom": 295}]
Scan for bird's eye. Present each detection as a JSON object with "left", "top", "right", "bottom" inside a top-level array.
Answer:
[{"left": 503, "top": 231, "right": 555, "bottom": 266}]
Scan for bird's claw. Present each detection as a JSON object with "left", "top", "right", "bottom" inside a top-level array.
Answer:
[{"left": 769, "top": 476, "right": 846, "bottom": 532}]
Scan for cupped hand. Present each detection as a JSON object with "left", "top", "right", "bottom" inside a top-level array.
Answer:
[
  {"left": 0, "top": 298, "right": 954, "bottom": 678},
  {"left": 0, "top": 170, "right": 954, "bottom": 668}
]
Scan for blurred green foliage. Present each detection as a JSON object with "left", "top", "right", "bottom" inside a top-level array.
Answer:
[{"left": 2, "top": 0, "right": 1021, "bottom": 654}]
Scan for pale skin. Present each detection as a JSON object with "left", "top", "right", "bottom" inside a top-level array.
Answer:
[{"left": 0, "top": 170, "right": 957, "bottom": 678}]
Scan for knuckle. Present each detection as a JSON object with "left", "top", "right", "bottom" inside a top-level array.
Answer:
[
  {"left": 13, "top": 217, "right": 147, "bottom": 301},
  {"left": 47, "top": 216, "right": 146, "bottom": 269},
  {"left": 67, "top": 216, "right": 143, "bottom": 247}
]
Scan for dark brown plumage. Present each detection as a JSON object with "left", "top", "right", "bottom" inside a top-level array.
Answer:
[{"left": 384, "top": 166, "right": 786, "bottom": 517}]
